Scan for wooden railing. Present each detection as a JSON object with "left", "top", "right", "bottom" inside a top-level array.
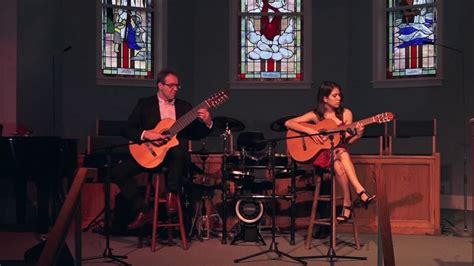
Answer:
[{"left": 36, "top": 167, "right": 90, "bottom": 266}]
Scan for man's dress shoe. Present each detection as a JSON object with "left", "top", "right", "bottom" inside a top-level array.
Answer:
[
  {"left": 127, "top": 210, "right": 152, "bottom": 230},
  {"left": 166, "top": 192, "right": 178, "bottom": 213}
]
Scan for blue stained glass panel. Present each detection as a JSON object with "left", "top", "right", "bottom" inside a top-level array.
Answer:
[{"left": 387, "top": 0, "right": 437, "bottom": 78}]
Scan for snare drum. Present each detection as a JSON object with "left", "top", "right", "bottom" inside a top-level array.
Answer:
[
  {"left": 228, "top": 169, "right": 258, "bottom": 194},
  {"left": 228, "top": 169, "right": 252, "bottom": 180}
]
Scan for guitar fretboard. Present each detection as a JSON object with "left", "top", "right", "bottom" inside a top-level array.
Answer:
[
  {"left": 338, "top": 116, "right": 378, "bottom": 131},
  {"left": 168, "top": 101, "right": 210, "bottom": 136}
]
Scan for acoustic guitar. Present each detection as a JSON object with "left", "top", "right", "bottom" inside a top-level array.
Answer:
[
  {"left": 287, "top": 112, "right": 394, "bottom": 162},
  {"left": 129, "top": 89, "right": 230, "bottom": 168}
]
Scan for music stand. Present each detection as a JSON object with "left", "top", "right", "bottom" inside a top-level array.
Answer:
[
  {"left": 82, "top": 143, "right": 131, "bottom": 265},
  {"left": 297, "top": 130, "right": 366, "bottom": 263},
  {"left": 234, "top": 139, "right": 307, "bottom": 265}
]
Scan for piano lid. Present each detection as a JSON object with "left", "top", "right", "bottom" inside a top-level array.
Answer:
[{"left": 0, "top": 136, "right": 78, "bottom": 179}]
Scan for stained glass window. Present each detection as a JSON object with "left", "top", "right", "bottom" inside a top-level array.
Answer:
[
  {"left": 387, "top": 0, "right": 437, "bottom": 78},
  {"left": 238, "top": 0, "right": 303, "bottom": 81},
  {"left": 100, "top": 0, "right": 154, "bottom": 79}
]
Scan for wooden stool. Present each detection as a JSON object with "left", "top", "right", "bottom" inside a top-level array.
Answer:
[
  {"left": 138, "top": 172, "right": 188, "bottom": 252},
  {"left": 305, "top": 168, "right": 360, "bottom": 250}
]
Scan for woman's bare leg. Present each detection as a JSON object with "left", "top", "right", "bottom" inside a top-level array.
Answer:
[
  {"left": 333, "top": 160, "right": 351, "bottom": 207},
  {"left": 333, "top": 160, "right": 352, "bottom": 218},
  {"left": 334, "top": 149, "right": 371, "bottom": 201}
]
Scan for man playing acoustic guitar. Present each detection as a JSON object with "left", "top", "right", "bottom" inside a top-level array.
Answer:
[
  {"left": 115, "top": 67, "right": 213, "bottom": 230},
  {"left": 285, "top": 81, "right": 376, "bottom": 223}
]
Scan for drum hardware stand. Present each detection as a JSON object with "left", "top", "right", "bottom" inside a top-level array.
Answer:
[
  {"left": 188, "top": 177, "right": 223, "bottom": 241},
  {"left": 199, "top": 200, "right": 222, "bottom": 240},
  {"left": 231, "top": 188, "right": 267, "bottom": 245},
  {"left": 188, "top": 145, "right": 224, "bottom": 241},
  {"left": 234, "top": 140, "right": 307, "bottom": 265},
  {"left": 231, "top": 220, "right": 266, "bottom": 245},
  {"left": 297, "top": 130, "right": 366, "bottom": 264},
  {"left": 189, "top": 193, "right": 222, "bottom": 241}
]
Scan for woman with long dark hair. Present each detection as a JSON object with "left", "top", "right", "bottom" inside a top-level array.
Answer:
[{"left": 285, "top": 81, "right": 375, "bottom": 222}]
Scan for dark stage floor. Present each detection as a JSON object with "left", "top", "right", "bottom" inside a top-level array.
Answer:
[{"left": 0, "top": 226, "right": 472, "bottom": 266}]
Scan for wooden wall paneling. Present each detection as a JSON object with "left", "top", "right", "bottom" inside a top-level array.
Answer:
[{"left": 350, "top": 155, "right": 440, "bottom": 235}]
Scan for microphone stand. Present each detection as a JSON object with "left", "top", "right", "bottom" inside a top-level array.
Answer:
[
  {"left": 51, "top": 45, "right": 72, "bottom": 136},
  {"left": 221, "top": 123, "right": 231, "bottom": 244},
  {"left": 425, "top": 40, "right": 470, "bottom": 237}
]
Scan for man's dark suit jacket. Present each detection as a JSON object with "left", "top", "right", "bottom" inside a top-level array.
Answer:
[{"left": 121, "top": 95, "right": 211, "bottom": 149}]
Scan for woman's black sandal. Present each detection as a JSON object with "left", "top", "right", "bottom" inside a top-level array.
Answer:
[
  {"left": 357, "top": 190, "right": 376, "bottom": 209},
  {"left": 337, "top": 205, "right": 352, "bottom": 223}
]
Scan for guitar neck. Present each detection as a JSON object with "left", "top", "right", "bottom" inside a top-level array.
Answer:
[
  {"left": 338, "top": 116, "right": 379, "bottom": 130},
  {"left": 169, "top": 101, "right": 209, "bottom": 136}
]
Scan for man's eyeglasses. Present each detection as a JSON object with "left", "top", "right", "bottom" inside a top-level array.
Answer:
[{"left": 162, "top": 83, "right": 181, "bottom": 90}]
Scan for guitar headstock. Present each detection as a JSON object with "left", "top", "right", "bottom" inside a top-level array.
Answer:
[
  {"left": 205, "top": 89, "right": 230, "bottom": 109},
  {"left": 374, "top": 112, "right": 395, "bottom": 123}
]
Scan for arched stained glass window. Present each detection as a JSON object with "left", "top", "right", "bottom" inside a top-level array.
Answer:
[
  {"left": 99, "top": 0, "right": 163, "bottom": 84},
  {"left": 387, "top": 0, "right": 437, "bottom": 78},
  {"left": 238, "top": 0, "right": 304, "bottom": 81}
]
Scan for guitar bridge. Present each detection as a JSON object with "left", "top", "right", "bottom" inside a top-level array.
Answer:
[{"left": 144, "top": 143, "right": 158, "bottom": 157}]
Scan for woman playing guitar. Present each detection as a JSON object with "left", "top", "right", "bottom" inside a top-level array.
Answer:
[{"left": 285, "top": 81, "right": 376, "bottom": 223}]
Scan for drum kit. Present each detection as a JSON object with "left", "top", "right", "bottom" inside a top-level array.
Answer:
[{"left": 188, "top": 115, "right": 304, "bottom": 244}]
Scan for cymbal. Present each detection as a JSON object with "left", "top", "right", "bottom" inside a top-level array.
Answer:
[
  {"left": 213, "top": 116, "right": 245, "bottom": 132},
  {"left": 236, "top": 131, "right": 266, "bottom": 151},
  {"left": 270, "top": 115, "right": 297, "bottom": 132}
]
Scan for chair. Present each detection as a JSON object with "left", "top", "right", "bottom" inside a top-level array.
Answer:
[
  {"left": 137, "top": 171, "right": 188, "bottom": 252},
  {"left": 389, "top": 119, "right": 437, "bottom": 155},
  {"left": 350, "top": 123, "right": 388, "bottom": 155},
  {"left": 305, "top": 167, "right": 360, "bottom": 250}
]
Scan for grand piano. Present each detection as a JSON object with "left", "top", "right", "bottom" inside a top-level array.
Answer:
[{"left": 0, "top": 136, "right": 78, "bottom": 233}]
